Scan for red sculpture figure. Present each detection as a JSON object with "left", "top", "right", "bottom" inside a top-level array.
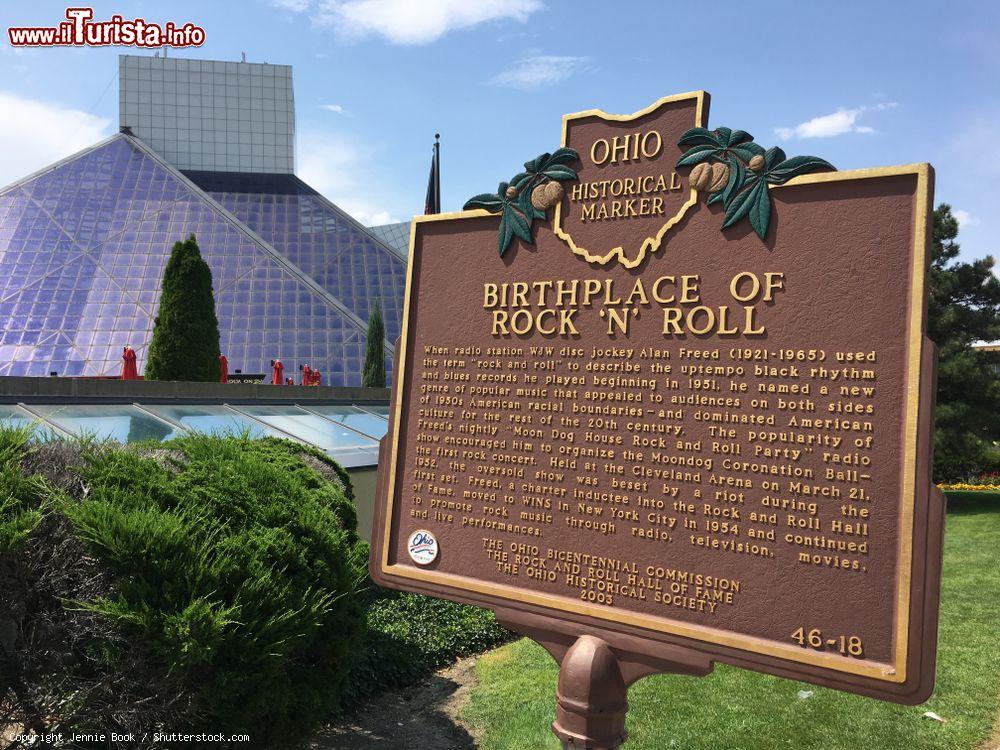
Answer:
[
  {"left": 302, "top": 363, "right": 312, "bottom": 387},
  {"left": 219, "top": 353, "right": 229, "bottom": 384},
  {"left": 312, "top": 369, "right": 321, "bottom": 386},
  {"left": 121, "top": 345, "right": 138, "bottom": 380},
  {"left": 285, "top": 377, "right": 294, "bottom": 386},
  {"left": 272, "top": 359, "right": 284, "bottom": 385}
]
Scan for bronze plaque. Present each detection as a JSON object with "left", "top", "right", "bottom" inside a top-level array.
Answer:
[{"left": 370, "top": 92, "right": 944, "bottom": 704}]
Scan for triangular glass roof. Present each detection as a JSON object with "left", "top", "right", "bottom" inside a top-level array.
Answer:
[
  {"left": 184, "top": 170, "right": 406, "bottom": 344},
  {"left": 0, "top": 135, "right": 391, "bottom": 384}
]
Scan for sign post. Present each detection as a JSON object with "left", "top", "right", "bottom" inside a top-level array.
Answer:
[{"left": 370, "top": 92, "right": 944, "bottom": 745}]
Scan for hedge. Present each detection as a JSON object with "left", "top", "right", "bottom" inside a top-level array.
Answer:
[
  {"left": 344, "top": 589, "right": 512, "bottom": 707},
  {"left": 941, "top": 489, "right": 1000, "bottom": 506}
]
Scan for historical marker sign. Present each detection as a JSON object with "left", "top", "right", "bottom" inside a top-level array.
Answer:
[{"left": 371, "top": 92, "right": 944, "bottom": 704}]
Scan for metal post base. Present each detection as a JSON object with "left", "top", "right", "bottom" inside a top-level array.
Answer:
[
  {"left": 552, "top": 635, "right": 628, "bottom": 749},
  {"left": 494, "top": 608, "right": 714, "bottom": 749}
]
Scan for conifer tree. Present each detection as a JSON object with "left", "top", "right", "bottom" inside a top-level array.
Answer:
[
  {"left": 145, "top": 235, "right": 222, "bottom": 382},
  {"left": 928, "top": 205, "right": 1000, "bottom": 479},
  {"left": 362, "top": 302, "right": 386, "bottom": 387}
]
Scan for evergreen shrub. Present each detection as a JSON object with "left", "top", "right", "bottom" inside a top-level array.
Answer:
[
  {"left": 362, "top": 302, "right": 386, "bottom": 388},
  {"left": 0, "top": 430, "right": 367, "bottom": 748},
  {"left": 145, "top": 235, "right": 222, "bottom": 382}
]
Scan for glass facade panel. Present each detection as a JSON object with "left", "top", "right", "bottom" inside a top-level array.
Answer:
[
  {"left": 367, "top": 221, "right": 410, "bottom": 258},
  {"left": 0, "top": 135, "right": 397, "bottom": 385},
  {"left": 0, "top": 400, "right": 384, "bottom": 466},
  {"left": 0, "top": 404, "right": 59, "bottom": 440},
  {"left": 184, "top": 171, "right": 406, "bottom": 348},
  {"left": 30, "top": 404, "right": 184, "bottom": 443},
  {"left": 233, "top": 404, "right": 378, "bottom": 452},
  {"left": 141, "top": 404, "right": 277, "bottom": 439},
  {"left": 307, "top": 405, "right": 388, "bottom": 439}
]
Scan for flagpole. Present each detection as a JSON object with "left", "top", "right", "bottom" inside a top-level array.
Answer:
[{"left": 434, "top": 133, "right": 441, "bottom": 214}]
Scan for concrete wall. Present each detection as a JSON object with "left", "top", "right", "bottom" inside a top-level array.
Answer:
[
  {"left": 348, "top": 466, "right": 379, "bottom": 543},
  {"left": 0, "top": 376, "right": 390, "bottom": 405}
]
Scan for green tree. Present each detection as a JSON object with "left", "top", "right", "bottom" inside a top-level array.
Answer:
[
  {"left": 362, "top": 301, "right": 386, "bottom": 387},
  {"left": 928, "top": 204, "right": 1000, "bottom": 480},
  {"left": 145, "top": 234, "right": 222, "bottom": 382}
]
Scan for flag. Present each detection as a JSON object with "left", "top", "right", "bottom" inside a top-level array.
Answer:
[{"left": 424, "top": 133, "right": 441, "bottom": 214}]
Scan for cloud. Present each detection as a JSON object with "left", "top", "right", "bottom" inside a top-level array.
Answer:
[
  {"left": 279, "top": 0, "right": 543, "bottom": 44},
  {"left": 490, "top": 54, "right": 589, "bottom": 90},
  {"left": 953, "top": 209, "right": 980, "bottom": 229},
  {"left": 0, "top": 91, "right": 111, "bottom": 189},
  {"left": 320, "top": 103, "right": 350, "bottom": 115},
  {"left": 296, "top": 128, "right": 397, "bottom": 225},
  {"left": 269, "top": 0, "right": 312, "bottom": 11},
  {"left": 774, "top": 102, "right": 897, "bottom": 141}
]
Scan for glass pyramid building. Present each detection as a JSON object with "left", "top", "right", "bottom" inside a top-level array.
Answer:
[
  {"left": 0, "top": 133, "right": 404, "bottom": 384},
  {"left": 368, "top": 221, "right": 412, "bottom": 257},
  {"left": 184, "top": 170, "right": 406, "bottom": 342}
]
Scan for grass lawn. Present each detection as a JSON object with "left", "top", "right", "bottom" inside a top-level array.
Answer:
[{"left": 461, "top": 498, "right": 1000, "bottom": 750}]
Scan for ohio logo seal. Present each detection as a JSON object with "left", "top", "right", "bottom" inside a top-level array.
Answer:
[{"left": 407, "top": 529, "right": 439, "bottom": 565}]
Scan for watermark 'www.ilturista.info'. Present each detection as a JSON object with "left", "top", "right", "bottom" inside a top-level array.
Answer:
[{"left": 8, "top": 7, "right": 205, "bottom": 48}]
